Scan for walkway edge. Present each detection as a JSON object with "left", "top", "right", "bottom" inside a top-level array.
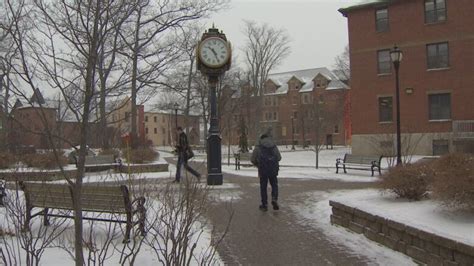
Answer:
[{"left": 329, "top": 200, "right": 474, "bottom": 265}]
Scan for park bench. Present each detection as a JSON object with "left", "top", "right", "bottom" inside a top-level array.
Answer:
[
  {"left": 20, "top": 182, "right": 146, "bottom": 243},
  {"left": 78, "top": 155, "right": 122, "bottom": 172},
  {"left": 336, "top": 154, "right": 382, "bottom": 176}
]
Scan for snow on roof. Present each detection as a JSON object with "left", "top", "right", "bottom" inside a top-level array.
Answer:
[
  {"left": 266, "top": 67, "right": 348, "bottom": 94},
  {"left": 339, "top": 0, "right": 390, "bottom": 16}
]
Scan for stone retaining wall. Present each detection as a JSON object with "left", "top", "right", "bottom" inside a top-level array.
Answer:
[{"left": 329, "top": 200, "right": 474, "bottom": 265}]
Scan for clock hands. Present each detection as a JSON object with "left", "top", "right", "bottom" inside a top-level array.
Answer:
[{"left": 208, "top": 47, "right": 219, "bottom": 60}]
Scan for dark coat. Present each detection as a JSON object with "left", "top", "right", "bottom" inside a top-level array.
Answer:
[
  {"left": 177, "top": 132, "right": 189, "bottom": 154},
  {"left": 251, "top": 136, "right": 281, "bottom": 167}
]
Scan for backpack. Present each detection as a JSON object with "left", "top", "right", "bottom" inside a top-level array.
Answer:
[{"left": 258, "top": 145, "right": 279, "bottom": 177}]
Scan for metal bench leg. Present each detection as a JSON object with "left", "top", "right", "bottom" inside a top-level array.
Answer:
[
  {"left": 336, "top": 163, "right": 339, "bottom": 173},
  {"left": 138, "top": 198, "right": 146, "bottom": 237},
  {"left": 123, "top": 213, "right": 132, "bottom": 243},
  {"left": 343, "top": 165, "right": 347, "bottom": 174},
  {"left": 371, "top": 166, "right": 375, "bottom": 177},
  {"left": 24, "top": 205, "right": 32, "bottom": 232},
  {"left": 43, "top": 208, "right": 50, "bottom": 226}
]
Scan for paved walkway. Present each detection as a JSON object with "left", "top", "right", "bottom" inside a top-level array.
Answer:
[{"left": 169, "top": 158, "right": 382, "bottom": 265}]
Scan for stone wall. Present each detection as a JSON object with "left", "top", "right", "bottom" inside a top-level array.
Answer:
[{"left": 329, "top": 200, "right": 474, "bottom": 265}]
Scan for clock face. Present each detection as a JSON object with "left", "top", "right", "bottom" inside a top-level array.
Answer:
[{"left": 199, "top": 37, "right": 230, "bottom": 68}]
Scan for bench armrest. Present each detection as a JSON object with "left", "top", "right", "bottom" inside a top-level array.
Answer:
[{"left": 336, "top": 158, "right": 343, "bottom": 164}]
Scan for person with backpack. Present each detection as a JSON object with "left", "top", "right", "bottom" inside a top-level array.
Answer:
[
  {"left": 174, "top": 126, "right": 201, "bottom": 183},
  {"left": 251, "top": 133, "right": 282, "bottom": 211}
]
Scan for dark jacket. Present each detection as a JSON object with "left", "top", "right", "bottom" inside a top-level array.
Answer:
[
  {"left": 177, "top": 132, "right": 189, "bottom": 154},
  {"left": 251, "top": 136, "right": 281, "bottom": 167}
]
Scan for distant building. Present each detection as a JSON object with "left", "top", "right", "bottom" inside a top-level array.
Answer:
[
  {"left": 107, "top": 97, "right": 146, "bottom": 145},
  {"left": 8, "top": 89, "right": 103, "bottom": 150},
  {"left": 228, "top": 67, "right": 351, "bottom": 147},
  {"left": 340, "top": 0, "right": 474, "bottom": 156},
  {"left": 143, "top": 111, "right": 200, "bottom": 146}
]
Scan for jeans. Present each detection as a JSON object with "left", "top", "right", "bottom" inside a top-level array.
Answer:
[
  {"left": 259, "top": 174, "right": 278, "bottom": 206},
  {"left": 175, "top": 153, "right": 200, "bottom": 181}
]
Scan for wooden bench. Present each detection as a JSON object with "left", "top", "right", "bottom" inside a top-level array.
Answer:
[
  {"left": 336, "top": 154, "right": 382, "bottom": 176},
  {"left": 20, "top": 182, "right": 146, "bottom": 243}
]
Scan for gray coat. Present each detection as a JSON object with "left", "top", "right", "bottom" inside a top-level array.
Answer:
[{"left": 251, "top": 136, "right": 281, "bottom": 167}]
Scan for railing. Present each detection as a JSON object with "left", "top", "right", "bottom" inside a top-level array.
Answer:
[{"left": 453, "top": 120, "right": 474, "bottom": 139}]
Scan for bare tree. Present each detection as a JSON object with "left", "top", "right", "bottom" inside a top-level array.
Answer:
[
  {"left": 119, "top": 0, "right": 228, "bottom": 147},
  {"left": 242, "top": 20, "right": 291, "bottom": 142},
  {"left": 333, "top": 45, "right": 350, "bottom": 84}
]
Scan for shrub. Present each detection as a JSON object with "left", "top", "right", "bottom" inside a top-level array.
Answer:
[
  {"left": 22, "top": 151, "right": 68, "bottom": 169},
  {"left": 379, "top": 161, "right": 434, "bottom": 200},
  {"left": 0, "top": 152, "right": 16, "bottom": 169},
  {"left": 431, "top": 153, "right": 474, "bottom": 211},
  {"left": 123, "top": 147, "right": 158, "bottom": 164}
]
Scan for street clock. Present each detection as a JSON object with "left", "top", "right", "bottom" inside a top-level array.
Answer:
[{"left": 197, "top": 27, "right": 231, "bottom": 76}]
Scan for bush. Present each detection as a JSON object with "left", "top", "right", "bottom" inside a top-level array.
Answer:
[
  {"left": 379, "top": 162, "right": 434, "bottom": 200},
  {"left": 0, "top": 152, "right": 16, "bottom": 169},
  {"left": 123, "top": 147, "right": 158, "bottom": 164},
  {"left": 431, "top": 153, "right": 474, "bottom": 211},
  {"left": 22, "top": 151, "right": 68, "bottom": 169}
]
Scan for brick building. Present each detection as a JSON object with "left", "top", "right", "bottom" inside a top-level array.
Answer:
[
  {"left": 340, "top": 0, "right": 474, "bottom": 156},
  {"left": 107, "top": 97, "right": 146, "bottom": 144},
  {"left": 8, "top": 90, "right": 103, "bottom": 150},
  {"left": 228, "top": 67, "right": 351, "bottom": 147}
]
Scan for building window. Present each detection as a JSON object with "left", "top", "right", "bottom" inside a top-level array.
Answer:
[
  {"left": 154, "top": 128, "right": 157, "bottom": 134},
  {"left": 293, "top": 111, "right": 298, "bottom": 119},
  {"left": 432, "top": 139, "right": 449, "bottom": 155},
  {"left": 292, "top": 95, "right": 298, "bottom": 105},
  {"left": 272, "top": 97, "right": 278, "bottom": 106},
  {"left": 427, "top": 42, "right": 449, "bottom": 69},
  {"left": 154, "top": 116, "right": 157, "bottom": 123},
  {"left": 425, "top": 0, "right": 446, "bottom": 24},
  {"left": 162, "top": 116, "right": 165, "bottom": 123},
  {"left": 265, "top": 97, "right": 271, "bottom": 106},
  {"left": 429, "top": 93, "right": 451, "bottom": 120},
  {"left": 334, "top": 125, "right": 339, "bottom": 134},
  {"left": 377, "top": 50, "right": 391, "bottom": 74},
  {"left": 302, "top": 93, "right": 312, "bottom": 104},
  {"left": 378, "top": 96, "right": 393, "bottom": 122},
  {"left": 145, "top": 116, "right": 148, "bottom": 122},
  {"left": 273, "top": 112, "right": 277, "bottom": 121},
  {"left": 145, "top": 128, "right": 148, "bottom": 134},
  {"left": 375, "top": 8, "right": 389, "bottom": 32}
]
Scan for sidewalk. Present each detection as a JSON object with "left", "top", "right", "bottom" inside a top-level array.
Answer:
[{"left": 205, "top": 172, "right": 378, "bottom": 265}]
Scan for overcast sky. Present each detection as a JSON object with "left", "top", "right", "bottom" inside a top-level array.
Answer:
[{"left": 205, "top": 0, "right": 361, "bottom": 73}]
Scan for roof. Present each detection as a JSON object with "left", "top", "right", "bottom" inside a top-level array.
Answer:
[
  {"left": 265, "top": 67, "right": 349, "bottom": 95},
  {"left": 339, "top": 0, "right": 391, "bottom": 16}
]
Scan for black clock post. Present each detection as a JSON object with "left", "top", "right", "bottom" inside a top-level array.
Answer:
[{"left": 196, "top": 27, "right": 232, "bottom": 185}]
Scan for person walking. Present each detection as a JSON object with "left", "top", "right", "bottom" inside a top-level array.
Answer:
[
  {"left": 174, "top": 126, "right": 201, "bottom": 183},
  {"left": 251, "top": 132, "right": 281, "bottom": 211}
]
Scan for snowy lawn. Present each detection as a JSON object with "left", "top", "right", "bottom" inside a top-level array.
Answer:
[
  {"left": 0, "top": 187, "right": 222, "bottom": 265},
  {"left": 292, "top": 189, "right": 474, "bottom": 264},
  {"left": 330, "top": 189, "right": 474, "bottom": 246}
]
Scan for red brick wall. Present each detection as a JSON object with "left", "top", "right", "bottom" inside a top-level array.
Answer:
[{"left": 347, "top": 0, "right": 474, "bottom": 135}]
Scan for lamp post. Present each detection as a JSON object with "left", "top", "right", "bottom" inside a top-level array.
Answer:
[
  {"left": 173, "top": 103, "right": 179, "bottom": 130},
  {"left": 390, "top": 45, "right": 403, "bottom": 166},
  {"left": 291, "top": 116, "right": 295, "bottom": 150}
]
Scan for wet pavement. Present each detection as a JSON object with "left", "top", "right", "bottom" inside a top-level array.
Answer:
[
  {"left": 171, "top": 158, "right": 382, "bottom": 265},
  {"left": 207, "top": 173, "right": 378, "bottom": 265}
]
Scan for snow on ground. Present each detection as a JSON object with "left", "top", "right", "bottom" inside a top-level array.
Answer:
[
  {"left": 331, "top": 189, "right": 474, "bottom": 246},
  {"left": 292, "top": 190, "right": 417, "bottom": 265},
  {"left": 0, "top": 193, "right": 222, "bottom": 265}
]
